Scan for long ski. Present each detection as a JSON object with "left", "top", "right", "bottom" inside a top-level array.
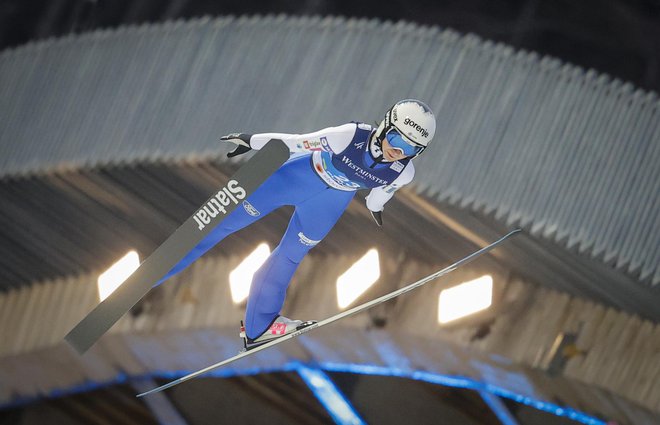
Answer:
[
  {"left": 136, "top": 228, "right": 521, "bottom": 397},
  {"left": 65, "top": 140, "right": 290, "bottom": 354}
]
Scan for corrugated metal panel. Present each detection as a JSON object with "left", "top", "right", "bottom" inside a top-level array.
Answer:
[{"left": 0, "top": 16, "right": 657, "bottom": 286}]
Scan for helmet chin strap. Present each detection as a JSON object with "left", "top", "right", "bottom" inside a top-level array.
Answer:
[{"left": 369, "top": 130, "right": 386, "bottom": 163}]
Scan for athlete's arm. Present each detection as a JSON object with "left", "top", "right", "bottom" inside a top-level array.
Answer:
[
  {"left": 365, "top": 163, "right": 415, "bottom": 227},
  {"left": 219, "top": 124, "right": 357, "bottom": 157},
  {"left": 249, "top": 123, "right": 356, "bottom": 153}
]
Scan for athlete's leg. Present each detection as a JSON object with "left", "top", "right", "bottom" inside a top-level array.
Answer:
[
  {"left": 156, "top": 168, "right": 291, "bottom": 285},
  {"left": 244, "top": 188, "right": 355, "bottom": 339}
]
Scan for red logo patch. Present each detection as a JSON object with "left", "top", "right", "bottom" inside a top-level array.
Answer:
[
  {"left": 303, "top": 139, "right": 323, "bottom": 151},
  {"left": 270, "top": 322, "right": 287, "bottom": 335}
]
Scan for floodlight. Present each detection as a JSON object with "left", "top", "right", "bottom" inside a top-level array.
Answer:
[
  {"left": 438, "top": 275, "right": 493, "bottom": 324},
  {"left": 337, "top": 249, "right": 380, "bottom": 309},
  {"left": 229, "top": 243, "right": 271, "bottom": 303},
  {"left": 97, "top": 251, "right": 140, "bottom": 301}
]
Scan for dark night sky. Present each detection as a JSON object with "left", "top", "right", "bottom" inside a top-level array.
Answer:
[{"left": 1, "top": 0, "right": 659, "bottom": 92}]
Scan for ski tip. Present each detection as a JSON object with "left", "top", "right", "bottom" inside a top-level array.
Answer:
[
  {"left": 500, "top": 228, "right": 523, "bottom": 241},
  {"left": 136, "top": 386, "right": 165, "bottom": 398},
  {"left": 136, "top": 378, "right": 184, "bottom": 397}
]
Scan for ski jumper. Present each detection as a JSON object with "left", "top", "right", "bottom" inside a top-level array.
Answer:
[{"left": 161, "top": 123, "right": 415, "bottom": 339}]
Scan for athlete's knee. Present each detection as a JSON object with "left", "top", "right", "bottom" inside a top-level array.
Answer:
[{"left": 280, "top": 230, "right": 322, "bottom": 263}]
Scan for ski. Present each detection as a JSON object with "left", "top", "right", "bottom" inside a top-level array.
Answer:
[
  {"left": 136, "top": 228, "right": 521, "bottom": 397},
  {"left": 65, "top": 140, "right": 290, "bottom": 354}
]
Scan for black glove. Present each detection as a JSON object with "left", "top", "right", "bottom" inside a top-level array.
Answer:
[
  {"left": 220, "top": 133, "right": 253, "bottom": 158},
  {"left": 370, "top": 210, "right": 383, "bottom": 227}
]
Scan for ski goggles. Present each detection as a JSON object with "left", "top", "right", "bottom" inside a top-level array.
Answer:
[{"left": 385, "top": 128, "right": 423, "bottom": 157}]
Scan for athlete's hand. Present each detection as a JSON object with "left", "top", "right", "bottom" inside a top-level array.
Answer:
[
  {"left": 220, "top": 133, "right": 253, "bottom": 158},
  {"left": 369, "top": 210, "right": 383, "bottom": 227}
]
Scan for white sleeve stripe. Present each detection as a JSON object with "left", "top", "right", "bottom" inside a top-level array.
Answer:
[{"left": 250, "top": 123, "right": 357, "bottom": 154}]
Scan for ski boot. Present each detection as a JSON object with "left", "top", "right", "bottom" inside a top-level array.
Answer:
[{"left": 240, "top": 316, "right": 317, "bottom": 351}]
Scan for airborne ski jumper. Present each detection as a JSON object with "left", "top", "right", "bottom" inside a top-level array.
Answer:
[{"left": 159, "top": 99, "right": 437, "bottom": 349}]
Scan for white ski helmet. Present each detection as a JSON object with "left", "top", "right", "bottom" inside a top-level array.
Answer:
[{"left": 375, "top": 99, "right": 436, "bottom": 158}]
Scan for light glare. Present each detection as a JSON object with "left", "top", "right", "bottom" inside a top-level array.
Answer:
[
  {"left": 230, "top": 243, "right": 271, "bottom": 303},
  {"left": 337, "top": 249, "right": 380, "bottom": 309},
  {"left": 98, "top": 251, "right": 140, "bottom": 301},
  {"left": 438, "top": 275, "right": 493, "bottom": 324}
]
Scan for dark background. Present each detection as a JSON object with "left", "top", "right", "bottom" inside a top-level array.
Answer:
[{"left": 1, "top": 0, "right": 659, "bottom": 92}]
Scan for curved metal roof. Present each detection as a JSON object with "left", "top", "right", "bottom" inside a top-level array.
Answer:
[
  {"left": 0, "top": 16, "right": 657, "bottom": 310},
  {"left": 0, "top": 16, "right": 657, "bottom": 291}
]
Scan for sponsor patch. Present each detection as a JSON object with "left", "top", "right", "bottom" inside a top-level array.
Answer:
[
  {"left": 384, "top": 184, "right": 399, "bottom": 194},
  {"left": 270, "top": 322, "right": 286, "bottom": 335},
  {"left": 311, "top": 152, "right": 363, "bottom": 192},
  {"left": 303, "top": 140, "right": 323, "bottom": 151},
  {"left": 403, "top": 117, "right": 429, "bottom": 138},
  {"left": 390, "top": 161, "right": 404, "bottom": 172},
  {"left": 340, "top": 156, "right": 388, "bottom": 185},
  {"left": 298, "top": 232, "right": 321, "bottom": 247},
  {"left": 320, "top": 136, "right": 330, "bottom": 151},
  {"left": 193, "top": 180, "right": 247, "bottom": 231},
  {"left": 242, "top": 200, "right": 260, "bottom": 217}
]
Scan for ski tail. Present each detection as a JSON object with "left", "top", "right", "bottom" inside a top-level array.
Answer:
[{"left": 65, "top": 140, "right": 290, "bottom": 354}]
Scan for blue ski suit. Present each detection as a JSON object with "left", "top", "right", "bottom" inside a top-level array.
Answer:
[{"left": 162, "top": 122, "right": 416, "bottom": 339}]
